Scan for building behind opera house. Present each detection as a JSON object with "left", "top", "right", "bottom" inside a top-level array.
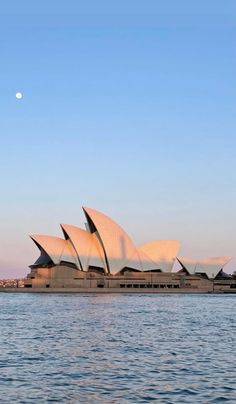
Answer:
[{"left": 24, "top": 207, "right": 236, "bottom": 292}]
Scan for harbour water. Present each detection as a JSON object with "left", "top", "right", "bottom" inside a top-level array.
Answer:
[{"left": 0, "top": 293, "right": 235, "bottom": 403}]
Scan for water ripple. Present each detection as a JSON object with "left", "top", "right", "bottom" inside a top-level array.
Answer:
[{"left": 0, "top": 294, "right": 235, "bottom": 403}]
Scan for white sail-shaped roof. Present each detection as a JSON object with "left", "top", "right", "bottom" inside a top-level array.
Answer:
[
  {"left": 177, "top": 257, "right": 197, "bottom": 275},
  {"left": 83, "top": 207, "right": 142, "bottom": 274},
  {"left": 137, "top": 249, "right": 163, "bottom": 271},
  {"left": 195, "top": 257, "right": 232, "bottom": 279},
  {"left": 61, "top": 224, "right": 107, "bottom": 272},
  {"left": 177, "top": 256, "right": 232, "bottom": 278},
  {"left": 138, "top": 240, "right": 180, "bottom": 272},
  {"left": 30, "top": 235, "right": 79, "bottom": 267},
  {"left": 30, "top": 207, "right": 183, "bottom": 275}
]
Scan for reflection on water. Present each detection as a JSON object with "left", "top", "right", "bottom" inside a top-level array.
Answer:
[{"left": 0, "top": 293, "right": 235, "bottom": 403}]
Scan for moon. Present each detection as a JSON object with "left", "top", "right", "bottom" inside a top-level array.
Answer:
[{"left": 16, "top": 92, "right": 23, "bottom": 100}]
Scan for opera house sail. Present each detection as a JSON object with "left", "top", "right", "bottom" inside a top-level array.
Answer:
[{"left": 25, "top": 207, "right": 235, "bottom": 292}]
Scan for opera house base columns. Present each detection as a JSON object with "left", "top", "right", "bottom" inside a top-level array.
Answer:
[{"left": 22, "top": 265, "right": 236, "bottom": 293}]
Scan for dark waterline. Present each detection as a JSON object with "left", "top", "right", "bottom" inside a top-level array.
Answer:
[{"left": 0, "top": 294, "right": 235, "bottom": 403}]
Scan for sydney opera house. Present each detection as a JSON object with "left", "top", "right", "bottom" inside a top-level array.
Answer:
[{"left": 24, "top": 207, "right": 236, "bottom": 292}]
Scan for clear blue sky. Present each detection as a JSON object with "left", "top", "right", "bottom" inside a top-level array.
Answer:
[{"left": 1, "top": 0, "right": 235, "bottom": 277}]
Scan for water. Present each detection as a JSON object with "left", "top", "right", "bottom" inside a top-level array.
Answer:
[{"left": 0, "top": 293, "right": 235, "bottom": 403}]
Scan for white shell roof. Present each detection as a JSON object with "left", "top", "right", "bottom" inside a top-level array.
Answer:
[
  {"left": 177, "top": 256, "right": 232, "bottom": 278},
  {"left": 61, "top": 224, "right": 107, "bottom": 272},
  {"left": 138, "top": 240, "right": 180, "bottom": 272},
  {"left": 30, "top": 207, "right": 183, "bottom": 274},
  {"left": 83, "top": 207, "right": 142, "bottom": 274},
  {"left": 30, "top": 211, "right": 233, "bottom": 279},
  {"left": 137, "top": 249, "right": 163, "bottom": 271},
  {"left": 177, "top": 257, "right": 197, "bottom": 275},
  {"left": 195, "top": 257, "right": 232, "bottom": 279},
  {"left": 30, "top": 235, "right": 79, "bottom": 267}
]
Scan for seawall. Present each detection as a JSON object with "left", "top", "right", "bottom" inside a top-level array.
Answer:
[{"left": 0, "top": 287, "right": 235, "bottom": 294}]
